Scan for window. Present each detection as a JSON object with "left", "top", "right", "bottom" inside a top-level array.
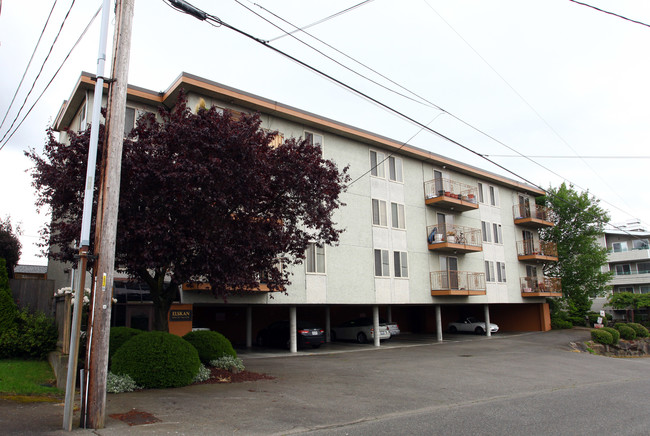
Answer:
[
  {"left": 485, "top": 261, "right": 495, "bottom": 282},
  {"left": 372, "top": 199, "right": 387, "bottom": 226},
  {"left": 493, "top": 223, "right": 503, "bottom": 244},
  {"left": 124, "top": 107, "right": 136, "bottom": 137},
  {"left": 394, "top": 251, "right": 408, "bottom": 278},
  {"left": 526, "top": 265, "right": 537, "bottom": 278},
  {"left": 306, "top": 243, "right": 325, "bottom": 273},
  {"left": 388, "top": 156, "right": 403, "bottom": 182},
  {"left": 613, "top": 286, "right": 634, "bottom": 294},
  {"left": 370, "top": 150, "right": 385, "bottom": 178},
  {"left": 489, "top": 186, "right": 498, "bottom": 206},
  {"left": 632, "top": 239, "right": 650, "bottom": 250},
  {"left": 78, "top": 101, "right": 87, "bottom": 131},
  {"left": 374, "top": 249, "right": 390, "bottom": 277},
  {"left": 496, "top": 261, "right": 506, "bottom": 282},
  {"left": 615, "top": 264, "right": 631, "bottom": 275},
  {"left": 305, "top": 131, "right": 323, "bottom": 148},
  {"left": 637, "top": 262, "right": 650, "bottom": 274},
  {"left": 612, "top": 242, "right": 628, "bottom": 253},
  {"left": 482, "top": 221, "right": 491, "bottom": 243},
  {"left": 391, "top": 203, "right": 405, "bottom": 229},
  {"left": 640, "top": 286, "right": 650, "bottom": 294},
  {"left": 477, "top": 183, "right": 485, "bottom": 203}
]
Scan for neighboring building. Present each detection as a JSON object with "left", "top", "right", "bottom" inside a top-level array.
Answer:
[
  {"left": 14, "top": 264, "right": 48, "bottom": 280},
  {"left": 593, "top": 221, "right": 650, "bottom": 320},
  {"left": 50, "top": 72, "right": 562, "bottom": 345}
]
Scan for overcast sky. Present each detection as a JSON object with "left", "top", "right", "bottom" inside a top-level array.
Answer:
[{"left": 1, "top": 0, "right": 649, "bottom": 265}]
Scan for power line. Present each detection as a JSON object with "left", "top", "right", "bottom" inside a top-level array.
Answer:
[
  {"left": 0, "top": 0, "right": 60, "bottom": 132},
  {"left": 485, "top": 155, "right": 650, "bottom": 159},
  {"left": 0, "top": 0, "right": 77, "bottom": 145},
  {"left": 0, "top": 5, "right": 101, "bottom": 152},
  {"left": 165, "top": 0, "right": 646, "bottom": 239},
  {"left": 569, "top": 0, "right": 650, "bottom": 28}
]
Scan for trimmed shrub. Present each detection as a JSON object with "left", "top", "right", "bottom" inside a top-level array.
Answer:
[
  {"left": 626, "top": 322, "right": 649, "bottom": 338},
  {"left": 111, "top": 331, "right": 201, "bottom": 389},
  {"left": 183, "top": 330, "right": 236, "bottom": 364},
  {"left": 109, "top": 327, "right": 144, "bottom": 362},
  {"left": 600, "top": 327, "right": 620, "bottom": 344},
  {"left": 551, "top": 318, "right": 573, "bottom": 330},
  {"left": 591, "top": 329, "right": 613, "bottom": 345},
  {"left": 615, "top": 324, "right": 637, "bottom": 340}
]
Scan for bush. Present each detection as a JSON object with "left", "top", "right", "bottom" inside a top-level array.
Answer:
[
  {"left": 626, "top": 322, "right": 649, "bottom": 338},
  {"left": 0, "top": 259, "right": 17, "bottom": 331},
  {"left": 210, "top": 355, "right": 245, "bottom": 372},
  {"left": 193, "top": 364, "right": 211, "bottom": 383},
  {"left": 0, "top": 308, "right": 58, "bottom": 359},
  {"left": 111, "top": 331, "right": 201, "bottom": 389},
  {"left": 106, "top": 371, "right": 140, "bottom": 393},
  {"left": 591, "top": 329, "right": 613, "bottom": 345},
  {"left": 551, "top": 318, "right": 573, "bottom": 330},
  {"left": 568, "top": 315, "right": 586, "bottom": 326},
  {"left": 615, "top": 324, "right": 637, "bottom": 340},
  {"left": 109, "top": 327, "right": 144, "bottom": 362},
  {"left": 600, "top": 327, "right": 620, "bottom": 344},
  {"left": 183, "top": 330, "right": 236, "bottom": 364}
]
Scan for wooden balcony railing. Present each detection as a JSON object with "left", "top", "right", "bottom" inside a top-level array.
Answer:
[
  {"left": 430, "top": 270, "right": 486, "bottom": 296},
  {"left": 520, "top": 276, "right": 562, "bottom": 297},
  {"left": 424, "top": 178, "right": 479, "bottom": 212},
  {"left": 513, "top": 204, "right": 554, "bottom": 228},
  {"left": 426, "top": 224, "right": 482, "bottom": 253},
  {"left": 516, "top": 240, "right": 558, "bottom": 261}
]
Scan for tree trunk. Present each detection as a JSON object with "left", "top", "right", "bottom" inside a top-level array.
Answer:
[{"left": 138, "top": 268, "right": 176, "bottom": 332}]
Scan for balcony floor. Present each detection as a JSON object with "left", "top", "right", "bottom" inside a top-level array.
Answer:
[
  {"left": 521, "top": 291, "right": 562, "bottom": 297},
  {"left": 514, "top": 217, "right": 554, "bottom": 228},
  {"left": 428, "top": 242, "right": 482, "bottom": 254},
  {"left": 518, "top": 254, "right": 558, "bottom": 262},
  {"left": 425, "top": 196, "right": 479, "bottom": 212},
  {"left": 431, "top": 289, "right": 486, "bottom": 296}
]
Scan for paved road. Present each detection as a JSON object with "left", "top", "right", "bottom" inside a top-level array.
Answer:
[{"left": 3, "top": 329, "right": 650, "bottom": 435}]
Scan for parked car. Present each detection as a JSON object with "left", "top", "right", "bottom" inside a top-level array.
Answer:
[
  {"left": 447, "top": 317, "right": 499, "bottom": 335},
  {"left": 331, "top": 317, "right": 391, "bottom": 343},
  {"left": 256, "top": 320, "right": 325, "bottom": 349},
  {"left": 381, "top": 318, "right": 400, "bottom": 337}
]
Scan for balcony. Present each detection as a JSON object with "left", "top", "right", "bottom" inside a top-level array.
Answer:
[
  {"left": 520, "top": 276, "right": 562, "bottom": 297},
  {"left": 516, "top": 240, "right": 558, "bottom": 262},
  {"left": 424, "top": 178, "right": 479, "bottom": 212},
  {"left": 426, "top": 224, "right": 482, "bottom": 254},
  {"left": 608, "top": 248, "right": 650, "bottom": 263},
  {"left": 430, "top": 271, "right": 486, "bottom": 296},
  {"left": 513, "top": 204, "right": 554, "bottom": 228},
  {"left": 610, "top": 270, "right": 650, "bottom": 287}
]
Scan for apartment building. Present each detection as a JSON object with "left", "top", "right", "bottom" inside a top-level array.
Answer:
[
  {"left": 592, "top": 221, "right": 650, "bottom": 319},
  {"left": 50, "top": 72, "right": 561, "bottom": 345}
]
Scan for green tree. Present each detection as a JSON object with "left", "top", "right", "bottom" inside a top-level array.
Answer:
[
  {"left": 0, "top": 258, "right": 18, "bottom": 331},
  {"left": 606, "top": 292, "right": 650, "bottom": 322},
  {"left": 541, "top": 183, "right": 612, "bottom": 324},
  {"left": 0, "top": 216, "right": 22, "bottom": 279}
]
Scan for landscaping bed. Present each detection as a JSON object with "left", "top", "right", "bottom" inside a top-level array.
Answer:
[
  {"left": 572, "top": 338, "right": 650, "bottom": 357},
  {"left": 194, "top": 367, "right": 275, "bottom": 384}
]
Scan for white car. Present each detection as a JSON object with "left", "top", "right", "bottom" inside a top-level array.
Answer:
[
  {"left": 447, "top": 317, "right": 499, "bottom": 335},
  {"left": 331, "top": 318, "right": 391, "bottom": 343}
]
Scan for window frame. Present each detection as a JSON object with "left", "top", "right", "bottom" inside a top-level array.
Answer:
[
  {"left": 391, "top": 202, "right": 406, "bottom": 230},
  {"left": 393, "top": 251, "right": 409, "bottom": 278},
  {"left": 372, "top": 199, "right": 388, "bottom": 227},
  {"left": 496, "top": 261, "right": 506, "bottom": 282},
  {"left": 370, "top": 150, "right": 386, "bottom": 178},
  {"left": 493, "top": 223, "right": 503, "bottom": 244},
  {"left": 305, "top": 243, "right": 326, "bottom": 274},
  {"left": 482, "top": 221, "right": 491, "bottom": 243},
  {"left": 485, "top": 260, "right": 495, "bottom": 282},
  {"left": 304, "top": 131, "right": 324, "bottom": 149},
  {"left": 374, "top": 249, "right": 390, "bottom": 277},
  {"left": 388, "top": 156, "right": 403, "bottom": 183}
]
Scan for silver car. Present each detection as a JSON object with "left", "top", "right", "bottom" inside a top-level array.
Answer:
[
  {"left": 447, "top": 317, "right": 499, "bottom": 335},
  {"left": 331, "top": 318, "right": 391, "bottom": 343}
]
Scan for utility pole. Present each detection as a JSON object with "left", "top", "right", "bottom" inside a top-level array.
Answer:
[{"left": 82, "top": 0, "right": 134, "bottom": 428}]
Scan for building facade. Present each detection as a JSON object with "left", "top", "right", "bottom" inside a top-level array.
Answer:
[
  {"left": 592, "top": 221, "right": 650, "bottom": 319},
  {"left": 50, "top": 72, "right": 561, "bottom": 346}
]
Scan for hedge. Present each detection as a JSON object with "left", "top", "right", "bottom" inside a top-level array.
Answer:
[
  {"left": 615, "top": 324, "right": 637, "bottom": 340},
  {"left": 600, "top": 327, "right": 620, "bottom": 344},
  {"left": 626, "top": 323, "right": 649, "bottom": 338},
  {"left": 591, "top": 329, "right": 613, "bottom": 345},
  {"left": 182, "top": 330, "right": 236, "bottom": 364},
  {"left": 109, "top": 327, "right": 144, "bottom": 362}
]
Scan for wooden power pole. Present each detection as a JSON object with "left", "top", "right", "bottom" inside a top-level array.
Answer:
[{"left": 82, "top": 0, "right": 134, "bottom": 428}]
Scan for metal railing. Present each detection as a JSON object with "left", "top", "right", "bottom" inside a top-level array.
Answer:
[
  {"left": 426, "top": 223, "right": 482, "bottom": 247},
  {"left": 424, "top": 178, "right": 478, "bottom": 203},
  {"left": 430, "top": 271, "right": 486, "bottom": 291},
  {"left": 520, "top": 276, "right": 562, "bottom": 293},
  {"left": 516, "top": 240, "right": 558, "bottom": 258},
  {"left": 513, "top": 203, "right": 554, "bottom": 222}
]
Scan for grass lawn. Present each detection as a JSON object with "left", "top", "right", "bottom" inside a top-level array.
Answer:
[{"left": 0, "top": 359, "right": 63, "bottom": 398}]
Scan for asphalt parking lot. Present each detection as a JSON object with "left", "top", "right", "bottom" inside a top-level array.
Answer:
[{"left": 4, "top": 328, "right": 650, "bottom": 435}]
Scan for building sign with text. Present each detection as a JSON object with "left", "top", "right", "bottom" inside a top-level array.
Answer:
[{"left": 169, "top": 309, "right": 192, "bottom": 322}]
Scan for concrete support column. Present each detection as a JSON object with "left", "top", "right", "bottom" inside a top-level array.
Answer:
[
  {"left": 484, "top": 304, "right": 491, "bottom": 337},
  {"left": 325, "top": 306, "right": 331, "bottom": 343},
  {"left": 435, "top": 305, "right": 443, "bottom": 342},
  {"left": 373, "top": 305, "right": 380, "bottom": 347},
  {"left": 246, "top": 306, "right": 252, "bottom": 348},
  {"left": 289, "top": 306, "right": 297, "bottom": 353}
]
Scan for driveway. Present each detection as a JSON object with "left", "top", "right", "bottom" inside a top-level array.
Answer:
[{"left": 4, "top": 329, "right": 650, "bottom": 435}]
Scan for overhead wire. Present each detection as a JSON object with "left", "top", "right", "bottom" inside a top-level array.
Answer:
[
  {"left": 569, "top": 0, "right": 650, "bottom": 29},
  {"left": 0, "top": 0, "right": 60, "bottom": 132},
  {"left": 162, "top": 0, "right": 648, "bottom": 239},
  {"left": 0, "top": 4, "right": 102, "bottom": 152},
  {"left": 0, "top": 0, "right": 77, "bottom": 145}
]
